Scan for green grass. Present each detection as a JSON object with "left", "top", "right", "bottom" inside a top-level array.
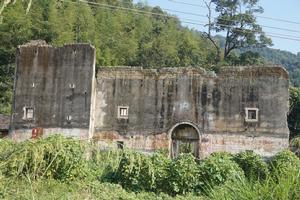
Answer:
[{"left": 0, "top": 135, "right": 299, "bottom": 200}]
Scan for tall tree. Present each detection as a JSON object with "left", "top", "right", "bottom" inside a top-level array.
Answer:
[
  {"left": 49, "top": 1, "right": 77, "bottom": 46},
  {"left": 0, "top": 0, "right": 32, "bottom": 21},
  {"left": 203, "top": 0, "right": 272, "bottom": 61}
]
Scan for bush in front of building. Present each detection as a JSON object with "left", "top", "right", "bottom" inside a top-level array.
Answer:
[
  {"left": 151, "top": 152, "right": 171, "bottom": 193},
  {"left": 167, "top": 153, "right": 200, "bottom": 195},
  {"left": 0, "top": 135, "right": 89, "bottom": 181},
  {"left": 115, "top": 152, "right": 200, "bottom": 195},
  {"left": 115, "top": 151, "right": 156, "bottom": 192},
  {"left": 233, "top": 150, "right": 269, "bottom": 181},
  {"left": 268, "top": 150, "right": 300, "bottom": 177},
  {"left": 198, "top": 152, "right": 244, "bottom": 192}
]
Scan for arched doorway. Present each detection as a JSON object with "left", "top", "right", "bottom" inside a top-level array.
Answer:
[{"left": 170, "top": 123, "right": 200, "bottom": 158}]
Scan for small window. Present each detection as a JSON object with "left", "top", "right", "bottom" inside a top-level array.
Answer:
[
  {"left": 245, "top": 108, "right": 259, "bottom": 122},
  {"left": 118, "top": 106, "right": 129, "bottom": 119},
  {"left": 66, "top": 115, "right": 72, "bottom": 121},
  {"left": 24, "top": 107, "right": 34, "bottom": 120},
  {"left": 69, "top": 83, "right": 75, "bottom": 89}
]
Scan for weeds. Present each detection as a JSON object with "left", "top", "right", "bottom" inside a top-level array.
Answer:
[{"left": 0, "top": 135, "right": 299, "bottom": 199}]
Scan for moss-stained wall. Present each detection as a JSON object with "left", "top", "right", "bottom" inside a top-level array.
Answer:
[
  {"left": 94, "top": 66, "right": 289, "bottom": 157},
  {"left": 10, "top": 41, "right": 289, "bottom": 156},
  {"left": 10, "top": 41, "right": 96, "bottom": 140}
]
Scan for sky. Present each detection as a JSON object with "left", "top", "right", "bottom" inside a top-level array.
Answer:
[{"left": 134, "top": 0, "right": 300, "bottom": 54}]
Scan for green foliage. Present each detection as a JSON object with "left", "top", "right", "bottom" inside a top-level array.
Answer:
[
  {"left": 208, "top": 165, "right": 300, "bottom": 200},
  {"left": 211, "top": 0, "right": 272, "bottom": 59},
  {"left": 198, "top": 152, "right": 244, "bottom": 191},
  {"left": 269, "top": 150, "right": 300, "bottom": 176},
  {"left": 167, "top": 154, "right": 199, "bottom": 195},
  {"left": 0, "top": 0, "right": 32, "bottom": 114},
  {"left": 0, "top": 178, "right": 206, "bottom": 200},
  {"left": 223, "top": 51, "right": 265, "bottom": 66},
  {"left": 289, "top": 87, "right": 300, "bottom": 138},
  {"left": 0, "top": 135, "right": 89, "bottom": 180},
  {"left": 209, "top": 151, "right": 233, "bottom": 159},
  {"left": 233, "top": 150, "right": 269, "bottom": 180},
  {"left": 0, "top": 136, "right": 300, "bottom": 199},
  {"left": 114, "top": 152, "right": 200, "bottom": 195},
  {"left": 116, "top": 151, "right": 156, "bottom": 191},
  {"left": 151, "top": 152, "right": 171, "bottom": 193}
]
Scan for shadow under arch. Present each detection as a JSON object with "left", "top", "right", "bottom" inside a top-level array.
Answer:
[{"left": 168, "top": 122, "right": 201, "bottom": 158}]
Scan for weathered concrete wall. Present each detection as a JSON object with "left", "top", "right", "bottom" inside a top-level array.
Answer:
[
  {"left": 10, "top": 41, "right": 289, "bottom": 157},
  {"left": 94, "top": 66, "right": 289, "bottom": 157},
  {"left": 10, "top": 41, "right": 96, "bottom": 140}
]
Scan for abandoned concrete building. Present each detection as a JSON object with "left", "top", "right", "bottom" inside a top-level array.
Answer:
[{"left": 9, "top": 42, "right": 290, "bottom": 158}]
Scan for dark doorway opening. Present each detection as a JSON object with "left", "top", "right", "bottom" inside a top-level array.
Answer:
[{"left": 171, "top": 123, "right": 200, "bottom": 158}]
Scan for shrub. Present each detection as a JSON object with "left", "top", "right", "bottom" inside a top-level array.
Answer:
[
  {"left": 90, "top": 149, "right": 123, "bottom": 182},
  {"left": 198, "top": 152, "right": 244, "bottom": 191},
  {"left": 208, "top": 166, "right": 300, "bottom": 200},
  {"left": 269, "top": 150, "right": 300, "bottom": 176},
  {"left": 0, "top": 135, "right": 89, "bottom": 180},
  {"left": 210, "top": 151, "right": 233, "bottom": 159},
  {"left": 167, "top": 153, "right": 199, "bottom": 195},
  {"left": 233, "top": 150, "right": 269, "bottom": 180},
  {"left": 151, "top": 153, "right": 171, "bottom": 193},
  {"left": 115, "top": 151, "right": 156, "bottom": 191}
]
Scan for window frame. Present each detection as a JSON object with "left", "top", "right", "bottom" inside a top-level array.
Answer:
[
  {"left": 118, "top": 106, "right": 129, "bottom": 119},
  {"left": 23, "top": 107, "right": 34, "bottom": 120},
  {"left": 245, "top": 107, "right": 259, "bottom": 122}
]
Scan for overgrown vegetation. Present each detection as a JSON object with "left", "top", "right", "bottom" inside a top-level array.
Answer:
[
  {"left": 0, "top": 135, "right": 299, "bottom": 199},
  {"left": 233, "top": 150, "right": 269, "bottom": 181},
  {"left": 289, "top": 87, "right": 300, "bottom": 138}
]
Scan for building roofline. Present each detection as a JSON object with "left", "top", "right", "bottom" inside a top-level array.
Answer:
[
  {"left": 18, "top": 40, "right": 95, "bottom": 50},
  {"left": 97, "top": 65, "right": 288, "bottom": 79}
]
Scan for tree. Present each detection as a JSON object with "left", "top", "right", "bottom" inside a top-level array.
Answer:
[
  {"left": 0, "top": 1, "right": 32, "bottom": 114},
  {"left": 49, "top": 1, "right": 77, "bottom": 46},
  {"left": 0, "top": 0, "right": 32, "bottom": 22},
  {"left": 203, "top": 0, "right": 272, "bottom": 61},
  {"left": 289, "top": 87, "right": 300, "bottom": 139}
]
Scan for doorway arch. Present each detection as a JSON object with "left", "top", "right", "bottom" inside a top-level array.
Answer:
[{"left": 169, "top": 122, "right": 201, "bottom": 158}]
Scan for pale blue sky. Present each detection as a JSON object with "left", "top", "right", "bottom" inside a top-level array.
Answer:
[{"left": 134, "top": 0, "right": 300, "bottom": 54}]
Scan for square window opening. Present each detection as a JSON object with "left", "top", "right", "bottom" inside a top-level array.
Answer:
[
  {"left": 66, "top": 115, "right": 72, "bottom": 121},
  {"left": 245, "top": 108, "right": 259, "bottom": 122},
  {"left": 24, "top": 107, "right": 34, "bottom": 120},
  {"left": 118, "top": 106, "right": 129, "bottom": 119}
]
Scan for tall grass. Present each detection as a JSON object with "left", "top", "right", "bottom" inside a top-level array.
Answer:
[
  {"left": 0, "top": 135, "right": 299, "bottom": 199},
  {"left": 208, "top": 166, "right": 300, "bottom": 200}
]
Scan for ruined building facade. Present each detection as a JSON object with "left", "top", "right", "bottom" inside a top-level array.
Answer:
[{"left": 10, "top": 42, "right": 290, "bottom": 158}]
